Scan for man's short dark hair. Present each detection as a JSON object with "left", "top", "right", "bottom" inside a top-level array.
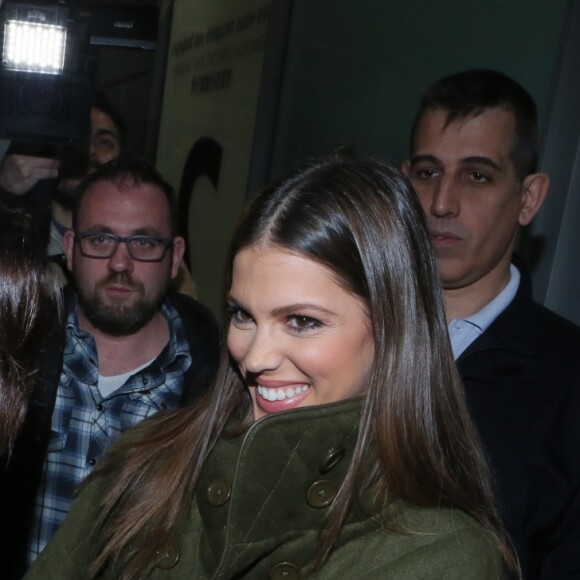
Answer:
[
  {"left": 410, "top": 69, "right": 538, "bottom": 181},
  {"left": 72, "top": 153, "right": 178, "bottom": 235}
]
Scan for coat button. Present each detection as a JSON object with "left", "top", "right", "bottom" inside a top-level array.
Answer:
[
  {"left": 306, "top": 479, "right": 337, "bottom": 508},
  {"left": 270, "top": 561, "right": 302, "bottom": 579},
  {"left": 206, "top": 480, "right": 232, "bottom": 506},
  {"left": 319, "top": 447, "right": 345, "bottom": 474},
  {"left": 155, "top": 543, "right": 180, "bottom": 570}
]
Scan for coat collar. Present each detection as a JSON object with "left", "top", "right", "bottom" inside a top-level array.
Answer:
[{"left": 195, "top": 398, "right": 368, "bottom": 576}]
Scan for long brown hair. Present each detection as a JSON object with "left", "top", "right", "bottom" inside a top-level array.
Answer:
[
  {"left": 0, "top": 205, "right": 61, "bottom": 457},
  {"left": 89, "top": 154, "right": 516, "bottom": 578}
]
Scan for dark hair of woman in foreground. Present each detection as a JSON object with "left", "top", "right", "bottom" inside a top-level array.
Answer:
[
  {"left": 88, "top": 153, "right": 517, "bottom": 578},
  {"left": 0, "top": 205, "right": 60, "bottom": 457}
]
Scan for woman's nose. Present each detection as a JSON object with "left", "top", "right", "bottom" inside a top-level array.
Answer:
[{"left": 242, "top": 328, "right": 282, "bottom": 374}]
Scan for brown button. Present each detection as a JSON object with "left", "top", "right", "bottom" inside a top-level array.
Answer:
[
  {"left": 270, "top": 561, "right": 302, "bottom": 579},
  {"left": 206, "top": 480, "right": 232, "bottom": 506},
  {"left": 306, "top": 479, "right": 337, "bottom": 508},
  {"left": 156, "top": 543, "right": 180, "bottom": 570},
  {"left": 319, "top": 447, "right": 345, "bottom": 474}
]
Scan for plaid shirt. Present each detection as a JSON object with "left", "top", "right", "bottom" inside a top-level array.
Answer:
[{"left": 27, "top": 298, "right": 192, "bottom": 564}]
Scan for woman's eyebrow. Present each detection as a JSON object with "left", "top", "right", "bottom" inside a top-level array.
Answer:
[{"left": 270, "top": 303, "right": 335, "bottom": 317}]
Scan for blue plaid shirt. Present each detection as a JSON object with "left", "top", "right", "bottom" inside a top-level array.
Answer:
[{"left": 27, "top": 298, "right": 192, "bottom": 564}]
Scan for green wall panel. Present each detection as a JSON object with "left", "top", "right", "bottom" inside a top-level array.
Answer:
[{"left": 270, "top": 0, "right": 571, "bottom": 176}]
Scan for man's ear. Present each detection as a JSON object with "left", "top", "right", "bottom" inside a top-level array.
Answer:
[
  {"left": 519, "top": 172, "right": 549, "bottom": 226},
  {"left": 63, "top": 230, "right": 75, "bottom": 272},
  {"left": 401, "top": 159, "right": 411, "bottom": 177},
  {"left": 170, "top": 236, "right": 185, "bottom": 279}
]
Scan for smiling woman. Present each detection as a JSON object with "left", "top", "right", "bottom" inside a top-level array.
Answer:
[
  {"left": 25, "top": 152, "right": 516, "bottom": 580},
  {"left": 227, "top": 247, "right": 374, "bottom": 419}
]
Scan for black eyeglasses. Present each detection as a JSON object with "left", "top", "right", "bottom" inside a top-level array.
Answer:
[{"left": 75, "top": 232, "right": 173, "bottom": 262}]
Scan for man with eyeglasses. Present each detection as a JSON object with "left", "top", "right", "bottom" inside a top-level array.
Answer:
[{"left": 18, "top": 155, "right": 220, "bottom": 572}]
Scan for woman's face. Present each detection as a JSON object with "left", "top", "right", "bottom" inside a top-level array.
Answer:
[{"left": 227, "top": 246, "right": 374, "bottom": 420}]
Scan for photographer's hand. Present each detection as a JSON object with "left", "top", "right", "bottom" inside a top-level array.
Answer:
[{"left": 0, "top": 154, "right": 60, "bottom": 195}]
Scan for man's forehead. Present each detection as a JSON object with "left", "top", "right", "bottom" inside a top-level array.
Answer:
[
  {"left": 84, "top": 178, "right": 163, "bottom": 199},
  {"left": 414, "top": 107, "right": 516, "bottom": 160},
  {"left": 422, "top": 105, "right": 514, "bottom": 131},
  {"left": 78, "top": 180, "right": 169, "bottom": 221},
  {"left": 91, "top": 107, "right": 121, "bottom": 137}
]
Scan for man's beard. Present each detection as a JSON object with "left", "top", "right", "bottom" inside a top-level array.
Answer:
[{"left": 75, "top": 271, "right": 166, "bottom": 336}]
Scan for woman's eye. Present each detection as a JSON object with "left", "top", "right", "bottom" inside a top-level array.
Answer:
[
  {"left": 227, "top": 306, "right": 253, "bottom": 328},
  {"left": 287, "top": 315, "right": 322, "bottom": 333}
]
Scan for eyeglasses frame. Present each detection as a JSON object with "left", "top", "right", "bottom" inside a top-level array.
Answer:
[{"left": 74, "top": 231, "right": 174, "bottom": 263}]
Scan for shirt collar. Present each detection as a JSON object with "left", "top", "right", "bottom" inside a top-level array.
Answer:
[
  {"left": 448, "top": 264, "right": 520, "bottom": 360},
  {"left": 462, "top": 263, "right": 520, "bottom": 333}
]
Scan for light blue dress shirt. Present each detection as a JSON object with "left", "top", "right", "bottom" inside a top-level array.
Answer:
[{"left": 448, "top": 264, "right": 520, "bottom": 359}]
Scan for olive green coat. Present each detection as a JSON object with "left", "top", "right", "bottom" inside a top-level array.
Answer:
[{"left": 26, "top": 399, "right": 506, "bottom": 579}]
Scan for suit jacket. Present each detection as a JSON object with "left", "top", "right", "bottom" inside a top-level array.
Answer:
[
  {"left": 0, "top": 286, "right": 220, "bottom": 579},
  {"left": 26, "top": 399, "right": 506, "bottom": 580},
  {"left": 459, "top": 264, "right": 580, "bottom": 579}
]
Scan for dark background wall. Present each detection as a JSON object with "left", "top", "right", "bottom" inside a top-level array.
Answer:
[
  {"left": 268, "top": 0, "right": 571, "bottom": 177},
  {"left": 258, "top": 0, "right": 579, "bottom": 325},
  {"left": 91, "top": 0, "right": 172, "bottom": 163}
]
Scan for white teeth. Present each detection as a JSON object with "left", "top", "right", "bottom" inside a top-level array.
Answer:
[{"left": 257, "top": 385, "right": 309, "bottom": 402}]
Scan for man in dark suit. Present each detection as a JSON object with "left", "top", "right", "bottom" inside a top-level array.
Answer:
[{"left": 403, "top": 69, "right": 580, "bottom": 579}]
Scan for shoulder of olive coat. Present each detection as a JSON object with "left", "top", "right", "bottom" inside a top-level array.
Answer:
[{"left": 25, "top": 399, "right": 506, "bottom": 580}]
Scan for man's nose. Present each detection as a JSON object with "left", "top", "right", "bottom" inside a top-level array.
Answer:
[
  {"left": 430, "top": 176, "right": 460, "bottom": 217},
  {"left": 107, "top": 240, "right": 134, "bottom": 273}
]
